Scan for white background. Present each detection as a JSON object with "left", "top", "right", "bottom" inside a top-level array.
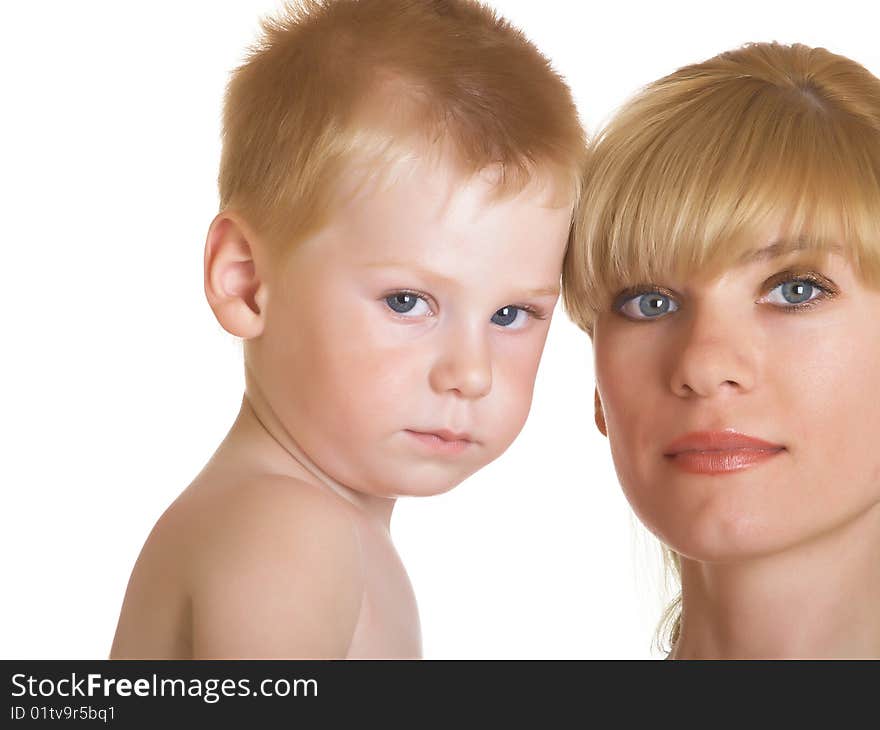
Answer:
[{"left": 2, "top": 0, "right": 876, "bottom": 659}]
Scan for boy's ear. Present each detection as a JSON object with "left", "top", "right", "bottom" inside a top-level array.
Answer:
[
  {"left": 594, "top": 387, "right": 607, "bottom": 437},
  {"left": 204, "top": 213, "right": 267, "bottom": 339}
]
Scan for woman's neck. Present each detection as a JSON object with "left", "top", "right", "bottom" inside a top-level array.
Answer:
[{"left": 671, "top": 504, "right": 880, "bottom": 659}]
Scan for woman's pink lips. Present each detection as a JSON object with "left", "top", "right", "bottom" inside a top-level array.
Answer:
[{"left": 663, "top": 431, "right": 786, "bottom": 475}]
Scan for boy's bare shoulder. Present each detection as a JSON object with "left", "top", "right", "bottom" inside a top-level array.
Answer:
[{"left": 173, "top": 472, "right": 366, "bottom": 658}]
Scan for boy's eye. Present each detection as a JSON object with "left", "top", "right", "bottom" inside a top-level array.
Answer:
[
  {"left": 760, "top": 279, "right": 824, "bottom": 306},
  {"left": 385, "top": 292, "right": 431, "bottom": 317},
  {"left": 491, "top": 305, "right": 528, "bottom": 329},
  {"left": 616, "top": 291, "right": 679, "bottom": 320}
]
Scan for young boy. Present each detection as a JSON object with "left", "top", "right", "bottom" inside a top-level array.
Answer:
[{"left": 110, "top": 0, "right": 585, "bottom": 658}]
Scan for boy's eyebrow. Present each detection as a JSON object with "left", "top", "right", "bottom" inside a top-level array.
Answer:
[
  {"left": 364, "top": 261, "right": 559, "bottom": 297},
  {"left": 364, "top": 261, "right": 457, "bottom": 286},
  {"left": 523, "top": 285, "right": 561, "bottom": 297}
]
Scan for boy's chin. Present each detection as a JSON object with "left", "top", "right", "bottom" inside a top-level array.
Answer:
[
  {"left": 369, "top": 463, "right": 482, "bottom": 499},
  {"left": 390, "top": 479, "right": 467, "bottom": 499}
]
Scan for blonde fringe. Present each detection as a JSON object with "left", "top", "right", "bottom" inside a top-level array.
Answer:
[{"left": 564, "top": 42, "right": 880, "bottom": 336}]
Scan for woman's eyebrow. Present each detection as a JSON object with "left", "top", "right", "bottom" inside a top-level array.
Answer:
[{"left": 740, "top": 239, "right": 844, "bottom": 263}]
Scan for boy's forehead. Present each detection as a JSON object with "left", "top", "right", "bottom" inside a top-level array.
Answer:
[
  {"left": 346, "top": 155, "right": 469, "bottom": 220},
  {"left": 298, "top": 155, "right": 572, "bottom": 283},
  {"left": 336, "top": 154, "right": 567, "bottom": 229}
]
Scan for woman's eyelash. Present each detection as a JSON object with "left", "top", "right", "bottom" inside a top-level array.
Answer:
[
  {"left": 764, "top": 271, "right": 836, "bottom": 292},
  {"left": 762, "top": 270, "right": 839, "bottom": 312},
  {"left": 610, "top": 272, "right": 841, "bottom": 319},
  {"left": 611, "top": 285, "right": 677, "bottom": 311}
]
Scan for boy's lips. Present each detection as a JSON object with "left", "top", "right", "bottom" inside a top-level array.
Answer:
[
  {"left": 404, "top": 428, "right": 475, "bottom": 455},
  {"left": 663, "top": 430, "right": 786, "bottom": 475}
]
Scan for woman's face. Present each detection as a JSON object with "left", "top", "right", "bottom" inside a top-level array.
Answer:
[{"left": 593, "top": 238, "right": 880, "bottom": 562}]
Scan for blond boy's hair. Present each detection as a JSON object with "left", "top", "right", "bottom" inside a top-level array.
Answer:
[
  {"left": 564, "top": 42, "right": 880, "bottom": 336},
  {"left": 563, "top": 42, "right": 880, "bottom": 652},
  {"left": 218, "top": 0, "right": 586, "bottom": 253}
]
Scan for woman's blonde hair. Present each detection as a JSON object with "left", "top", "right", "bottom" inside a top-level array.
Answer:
[
  {"left": 563, "top": 42, "right": 880, "bottom": 652},
  {"left": 564, "top": 42, "right": 880, "bottom": 336},
  {"left": 219, "top": 0, "right": 586, "bottom": 255}
]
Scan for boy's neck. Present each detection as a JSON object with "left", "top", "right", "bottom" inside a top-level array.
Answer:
[
  {"left": 221, "top": 376, "right": 396, "bottom": 530},
  {"left": 671, "top": 505, "right": 880, "bottom": 659}
]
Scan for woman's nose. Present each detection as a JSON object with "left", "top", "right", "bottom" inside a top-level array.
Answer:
[{"left": 668, "top": 306, "right": 757, "bottom": 398}]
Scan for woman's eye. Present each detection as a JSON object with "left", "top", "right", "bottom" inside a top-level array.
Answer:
[
  {"left": 617, "top": 292, "right": 679, "bottom": 320},
  {"left": 491, "top": 305, "right": 528, "bottom": 329},
  {"left": 761, "top": 279, "right": 824, "bottom": 306},
  {"left": 385, "top": 292, "right": 431, "bottom": 317}
]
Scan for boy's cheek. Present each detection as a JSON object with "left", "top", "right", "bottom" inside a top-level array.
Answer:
[
  {"left": 485, "top": 366, "right": 540, "bottom": 441},
  {"left": 494, "top": 333, "right": 548, "bottom": 389}
]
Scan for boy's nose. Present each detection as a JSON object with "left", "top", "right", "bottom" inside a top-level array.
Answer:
[{"left": 429, "top": 327, "right": 492, "bottom": 399}]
